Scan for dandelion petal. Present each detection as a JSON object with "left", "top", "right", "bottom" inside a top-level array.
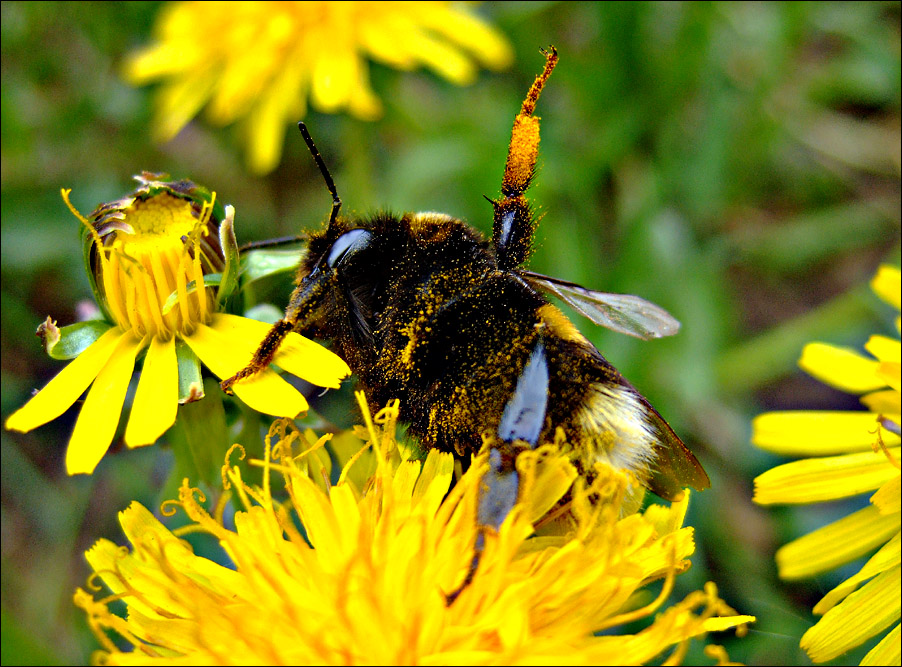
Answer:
[
  {"left": 125, "top": 336, "right": 178, "bottom": 447},
  {"left": 801, "top": 566, "right": 901, "bottom": 663},
  {"left": 754, "top": 448, "right": 900, "bottom": 504},
  {"left": 813, "top": 533, "right": 901, "bottom": 615},
  {"left": 861, "top": 622, "right": 901, "bottom": 666},
  {"left": 871, "top": 265, "right": 901, "bottom": 311},
  {"left": 752, "top": 411, "right": 899, "bottom": 455},
  {"left": 67, "top": 334, "right": 144, "bottom": 475},
  {"left": 776, "top": 504, "right": 900, "bottom": 580},
  {"left": 5, "top": 327, "right": 125, "bottom": 434},
  {"left": 213, "top": 313, "right": 350, "bottom": 388},
  {"left": 799, "top": 342, "right": 884, "bottom": 393},
  {"left": 183, "top": 320, "right": 308, "bottom": 417}
]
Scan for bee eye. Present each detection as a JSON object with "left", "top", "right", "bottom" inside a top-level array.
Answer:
[{"left": 326, "top": 229, "right": 372, "bottom": 268}]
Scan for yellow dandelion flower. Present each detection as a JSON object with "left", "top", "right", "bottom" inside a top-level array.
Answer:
[
  {"left": 5, "top": 174, "right": 349, "bottom": 475},
  {"left": 752, "top": 264, "right": 901, "bottom": 665},
  {"left": 76, "top": 397, "right": 752, "bottom": 665},
  {"left": 124, "top": 1, "right": 514, "bottom": 174}
]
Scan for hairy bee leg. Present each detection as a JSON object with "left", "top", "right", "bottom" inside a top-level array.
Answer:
[
  {"left": 446, "top": 449, "right": 517, "bottom": 606},
  {"left": 221, "top": 268, "right": 334, "bottom": 393},
  {"left": 446, "top": 339, "right": 549, "bottom": 605},
  {"left": 491, "top": 46, "right": 557, "bottom": 270},
  {"left": 220, "top": 319, "right": 294, "bottom": 393}
]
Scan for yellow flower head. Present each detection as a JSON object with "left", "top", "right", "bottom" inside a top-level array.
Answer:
[
  {"left": 6, "top": 175, "right": 350, "bottom": 475},
  {"left": 752, "top": 264, "right": 901, "bottom": 665},
  {"left": 76, "top": 397, "right": 751, "bottom": 665},
  {"left": 124, "top": 1, "right": 514, "bottom": 173}
]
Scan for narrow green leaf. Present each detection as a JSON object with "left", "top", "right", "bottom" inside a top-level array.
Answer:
[
  {"left": 161, "top": 274, "right": 222, "bottom": 315},
  {"left": 175, "top": 339, "right": 204, "bottom": 403},
  {"left": 241, "top": 247, "right": 305, "bottom": 285},
  {"left": 40, "top": 318, "right": 112, "bottom": 360},
  {"left": 166, "top": 378, "right": 229, "bottom": 486},
  {"left": 717, "top": 286, "right": 878, "bottom": 393}
]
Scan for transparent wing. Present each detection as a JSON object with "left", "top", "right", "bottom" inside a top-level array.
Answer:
[{"left": 522, "top": 271, "right": 680, "bottom": 340}]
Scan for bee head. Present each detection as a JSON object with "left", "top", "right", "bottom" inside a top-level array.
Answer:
[{"left": 305, "top": 226, "right": 374, "bottom": 277}]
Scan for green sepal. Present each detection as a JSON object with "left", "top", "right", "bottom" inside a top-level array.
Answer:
[
  {"left": 38, "top": 318, "right": 112, "bottom": 360},
  {"left": 165, "top": 377, "right": 229, "bottom": 486},
  {"left": 80, "top": 223, "right": 115, "bottom": 324},
  {"left": 161, "top": 275, "right": 223, "bottom": 315},
  {"left": 175, "top": 339, "right": 204, "bottom": 403},
  {"left": 217, "top": 206, "right": 240, "bottom": 306},
  {"left": 240, "top": 247, "right": 306, "bottom": 286}
]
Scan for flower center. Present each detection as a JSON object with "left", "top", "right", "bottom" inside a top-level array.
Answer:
[{"left": 68, "top": 190, "right": 223, "bottom": 340}]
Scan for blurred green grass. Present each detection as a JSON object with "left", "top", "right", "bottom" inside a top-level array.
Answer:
[{"left": 2, "top": 2, "right": 899, "bottom": 664}]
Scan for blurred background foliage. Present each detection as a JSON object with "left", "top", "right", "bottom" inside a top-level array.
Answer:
[{"left": 1, "top": 2, "right": 899, "bottom": 664}]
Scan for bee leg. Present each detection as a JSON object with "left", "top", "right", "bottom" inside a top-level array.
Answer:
[
  {"left": 220, "top": 267, "right": 334, "bottom": 394},
  {"left": 220, "top": 319, "right": 294, "bottom": 394},
  {"left": 446, "top": 339, "right": 549, "bottom": 605},
  {"left": 491, "top": 47, "right": 557, "bottom": 271}
]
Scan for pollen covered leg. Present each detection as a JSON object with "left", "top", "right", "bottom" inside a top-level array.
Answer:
[
  {"left": 220, "top": 319, "right": 293, "bottom": 393},
  {"left": 446, "top": 445, "right": 521, "bottom": 606},
  {"left": 491, "top": 46, "right": 557, "bottom": 270},
  {"left": 447, "top": 338, "right": 549, "bottom": 605},
  {"left": 221, "top": 267, "right": 334, "bottom": 394}
]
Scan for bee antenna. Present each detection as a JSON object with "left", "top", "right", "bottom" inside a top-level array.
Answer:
[{"left": 298, "top": 122, "right": 342, "bottom": 228}]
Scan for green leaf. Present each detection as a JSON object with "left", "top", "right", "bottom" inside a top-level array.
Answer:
[
  {"left": 39, "top": 318, "right": 112, "bottom": 360},
  {"left": 161, "top": 274, "right": 223, "bottom": 315},
  {"left": 175, "top": 339, "right": 204, "bottom": 403},
  {"left": 726, "top": 200, "right": 898, "bottom": 274},
  {"left": 240, "top": 247, "right": 305, "bottom": 286},
  {"left": 167, "top": 377, "right": 229, "bottom": 486},
  {"left": 717, "top": 285, "right": 878, "bottom": 393}
]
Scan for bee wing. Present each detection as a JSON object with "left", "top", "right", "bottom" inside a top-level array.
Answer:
[
  {"left": 522, "top": 271, "right": 680, "bottom": 340},
  {"left": 641, "top": 398, "right": 711, "bottom": 499}
]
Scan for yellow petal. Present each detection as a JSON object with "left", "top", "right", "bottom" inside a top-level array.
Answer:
[
  {"left": 753, "top": 448, "right": 900, "bottom": 505},
  {"left": 861, "top": 389, "right": 901, "bottom": 413},
  {"left": 752, "top": 411, "right": 899, "bottom": 455},
  {"left": 871, "top": 475, "right": 901, "bottom": 516},
  {"left": 877, "top": 362, "right": 901, "bottom": 392},
  {"left": 409, "top": 33, "right": 477, "bottom": 85},
  {"left": 409, "top": 3, "right": 514, "bottom": 70},
  {"left": 801, "top": 565, "right": 900, "bottom": 663},
  {"left": 702, "top": 615, "right": 757, "bottom": 632},
  {"left": 311, "top": 45, "right": 356, "bottom": 112},
  {"left": 153, "top": 71, "right": 217, "bottom": 142},
  {"left": 85, "top": 505, "right": 174, "bottom": 618},
  {"left": 5, "top": 327, "right": 125, "bottom": 433},
  {"left": 519, "top": 448, "right": 578, "bottom": 524},
  {"left": 799, "top": 342, "right": 884, "bottom": 393},
  {"left": 776, "top": 504, "right": 901, "bottom": 580},
  {"left": 182, "top": 321, "right": 308, "bottom": 418},
  {"left": 411, "top": 450, "right": 454, "bottom": 516},
  {"left": 125, "top": 336, "right": 178, "bottom": 448},
  {"left": 66, "top": 333, "right": 144, "bottom": 475},
  {"left": 211, "top": 313, "right": 350, "bottom": 388},
  {"left": 243, "top": 54, "right": 304, "bottom": 174},
  {"left": 813, "top": 533, "right": 900, "bottom": 615},
  {"left": 861, "top": 622, "right": 900, "bottom": 666},
  {"left": 871, "top": 265, "right": 901, "bottom": 311},
  {"left": 866, "top": 335, "right": 901, "bottom": 364}
]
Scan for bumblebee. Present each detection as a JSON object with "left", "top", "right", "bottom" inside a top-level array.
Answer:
[{"left": 224, "top": 48, "right": 708, "bottom": 532}]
